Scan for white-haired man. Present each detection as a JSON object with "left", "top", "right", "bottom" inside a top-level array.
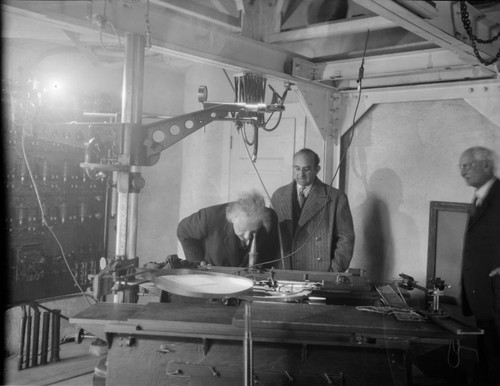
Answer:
[
  {"left": 459, "top": 146, "right": 500, "bottom": 385},
  {"left": 177, "top": 191, "right": 280, "bottom": 267}
]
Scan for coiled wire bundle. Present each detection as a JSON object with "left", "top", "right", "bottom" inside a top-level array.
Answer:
[{"left": 234, "top": 73, "right": 267, "bottom": 104}]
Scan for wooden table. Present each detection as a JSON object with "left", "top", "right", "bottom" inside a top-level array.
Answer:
[{"left": 71, "top": 299, "right": 466, "bottom": 386}]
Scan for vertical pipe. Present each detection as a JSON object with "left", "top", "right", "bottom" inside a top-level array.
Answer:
[
  {"left": 50, "top": 310, "right": 61, "bottom": 362},
  {"left": 103, "top": 175, "right": 111, "bottom": 258},
  {"left": 115, "top": 179, "right": 129, "bottom": 259},
  {"left": 40, "top": 311, "right": 50, "bottom": 365},
  {"left": 126, "top": 169, "right": 140, "bottom": 262},
  {"left": 54, "top": 310, "right": 61, "bottom": 362},
  {"left": 121, "top": 33, "right": 144, "bottom": 262},
  {"left": 25, "top": 308, "right": 32, "bottom": 368},
  {"left": 18, "top": 307, "right": 27, "bottom": 370},
  {"left": 50, "top": 311, "right": 56, "bottom": 363},
  {"left": 32, "top": 305, "right": 40, "bottom": 367},
  {"left": 113, "top": 33, "right": 145, "bottom": 303},
  {"left": 244, "top": 301, "right": 253, "bottom": 386},
  {"left": 110, "top": 172, "right": 118, "bottom": 219}
]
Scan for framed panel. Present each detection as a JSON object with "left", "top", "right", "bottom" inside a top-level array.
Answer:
[{"left": 427, "top": 201, "right": 471, "bottom": 305}]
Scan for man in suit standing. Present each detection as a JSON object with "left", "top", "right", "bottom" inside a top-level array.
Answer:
[
  {"left": 271, "top": 148, "right": 354, "bottom": 271},
  {"left": 459, "top": 146, "right": 500, "bottom": 385},
  {"left": 177, "top": 191, "right": 280, "bottom": 268}
]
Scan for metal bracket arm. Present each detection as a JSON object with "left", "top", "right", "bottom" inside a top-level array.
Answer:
[{"left": 142, "top": 102, "right": 285, "bottom": 162}]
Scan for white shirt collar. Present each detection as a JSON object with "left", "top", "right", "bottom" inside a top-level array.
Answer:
[
  {"left": 296, "top": 182, "right": 313, "bottom": 197},
  {"left": 475, "top": 177, "right": 495, "bottom": 206}
]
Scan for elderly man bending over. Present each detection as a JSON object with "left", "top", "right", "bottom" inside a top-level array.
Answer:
[{"left": 177, "top": 191, "right": 280, "bottom": 268}]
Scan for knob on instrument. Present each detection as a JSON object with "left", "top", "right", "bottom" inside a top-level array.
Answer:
[{"left": 197, "top": 86, "right": 208, "bottom": 103}]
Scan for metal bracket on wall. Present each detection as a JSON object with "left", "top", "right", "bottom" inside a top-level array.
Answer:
[
  {"left": 291, "top": 57, "right": 326, "bottom": 82},
  {"left": 293, "top": 83, "right": 338, "bottom": 143}
]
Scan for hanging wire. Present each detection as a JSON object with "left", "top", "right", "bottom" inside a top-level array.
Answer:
[
  {"left": 330, "top": 28, "right": 370, "bottom": 186},
  {"left": 256, "top": 28, "right": 372, "bottom": 272},
  {"left": 447, "top": 338, "right": 461, "bottom": 368},
  {"left": 258, "top": 28, "right": 372, "bottom": 272},
  {"left": 218, "top": 71, "right": 325, "bottom": 270},
  {"left": 223, "top": 69, "right": 236, "bottom": 95},
  {"left": 263, "top": 110, "right": 283, "bottom": 132},
  {"left": 96, "top": 0, "right": 122, "bottom": 50},
  {"left": 145, "top": 0, "right": 152, "bottom": 49},
  {"left": 9, "top": 85, "right": 97, "bottom": 306},
  {"left": 221, "top": 31, "right": 370, "bottom": 272},
  {"left": 20, "top": 129, "right": 96, "bottom": 306}
]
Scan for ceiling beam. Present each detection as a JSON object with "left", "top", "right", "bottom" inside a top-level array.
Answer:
[
  {"left": 336, "top": 78, "right": 500, "bottom": 136},
  {"left": 268, "top": 16, "right": 395, "bottom": 43},
  {"left": 150, "top": 0, "right": 241, "bottom": 32},
  {"left": 322, "top": 48, "right": 498, "bottom": 90},
  {"left": 2, "top": 0, "right": 332, "bottom": 91},
  {"left": 352, "top": 0, "right": 500, "bottom": 70},
  {"left": 281, "top": 0, "right": 302, "bottom": 27},
  {"left": 209, "top": 0, "right": 236, "bottom": 15},
  {"left": 271, "top": 27, "right": 435, "bottom": 62},
  {"left": 240, "top": 0, "right": 284, "bottom": 41}
]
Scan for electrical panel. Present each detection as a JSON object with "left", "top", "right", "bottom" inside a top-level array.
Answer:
[{"left": 4, "top": 78, "right": 113, "bottom": 305}]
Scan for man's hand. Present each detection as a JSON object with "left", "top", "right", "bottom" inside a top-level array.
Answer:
[{"left": 489, "top": 267, "right": 500, "bottom": 277}]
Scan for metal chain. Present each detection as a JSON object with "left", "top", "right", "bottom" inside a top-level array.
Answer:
[{"left": 460, "top": 1, "right": 500, "bottom": 65}]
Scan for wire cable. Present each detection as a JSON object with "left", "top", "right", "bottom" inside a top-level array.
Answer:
[
  {"left": 268, "top": 28, "right": 372, "bottom": 273},
  {"left": 447, "top": 338, "right": 461, "bottom": 368},
  {"left": 330, "top": 29, "right": 369, "bottom": 186},
  {"left": 263, "top": 110, "right": 283, "bottom": 132},
  {"left": 20, "top": 126, "right": 96, "bottom": 306},
  {"left": 274, "top": 29, "right": 370, "bottom": 269},
  {"left": 95, "top": 0, "right": 122, "bottom": 51},
  {"left": 237, "top": 128, "right": 332, "bottom": 271}
]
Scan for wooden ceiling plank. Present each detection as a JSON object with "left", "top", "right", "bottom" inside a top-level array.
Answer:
[
  {"left": 241, "top": 0, "right": 283, "bottom": 41},
  {"left": 352, "top": 0, "right": 499, "bottom": 68},
  {"left": 268, "top": 15, "right": 395, "bottom": 43},
  {"left": 151, "top": 0, "right": 241, "bottom": 31},
  {"left": 281, "top": 0, "right": 303, "bottom": 27}
]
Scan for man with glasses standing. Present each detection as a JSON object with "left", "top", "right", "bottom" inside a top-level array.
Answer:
[
  {"left": 271, "top": 148, "right": 354, "bottom": 272},
  {"left": 459, "top": 146, "right": 500, "bottom": 385}
]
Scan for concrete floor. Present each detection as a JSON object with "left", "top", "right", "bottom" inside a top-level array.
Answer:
[
  {"left": 4, "top": 339, "right": 102, "bottom": 386},
  {"left": 3, "top": 335, "right": 477, "bottom": 386}
]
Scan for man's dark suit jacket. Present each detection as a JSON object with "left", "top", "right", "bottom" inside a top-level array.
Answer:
[
  {"left": 461, "top": 178, "right": 500, "bottom": 320},
  {"left": 177, "top": 203, "right": 280, "bottom": 267},
  {"left": 271, "top": 179, "right": 355, "bottom": 272}
]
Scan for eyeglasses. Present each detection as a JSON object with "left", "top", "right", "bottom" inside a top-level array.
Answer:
[
  {"left": 293, "top": 166, "right": 315, "bottom": 173},
  {"left": 458, "top": 161, "right": 481, "bottom": 171}
]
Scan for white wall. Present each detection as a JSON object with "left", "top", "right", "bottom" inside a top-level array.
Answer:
[
  {"left": 134, "top": 62, "right": 186, "bottom": 264},
  {"left": 345, "top": 99, "right": 500, "bottom": 284},
  {"left": 179, "top": 64, "right": 234, "bottom": 213}
]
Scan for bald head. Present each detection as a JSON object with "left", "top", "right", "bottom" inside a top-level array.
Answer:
[
  {"left": 459, "top": 146, "right": 496, "bottom": 188},
  {"left": 293, "top": 148, "right": 321, "bottom": 187}
]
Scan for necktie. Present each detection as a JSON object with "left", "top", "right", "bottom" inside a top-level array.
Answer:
[
  {"left": 298, "top": 187, "right": 306, "bottom": 209},
  {"left": 470, "top": 195, "right": 479, "bottom": 216}
]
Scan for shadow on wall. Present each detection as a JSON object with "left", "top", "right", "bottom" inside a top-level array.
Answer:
[{"left": 352, "top": 168, "right": 419, "bottom": 283}]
